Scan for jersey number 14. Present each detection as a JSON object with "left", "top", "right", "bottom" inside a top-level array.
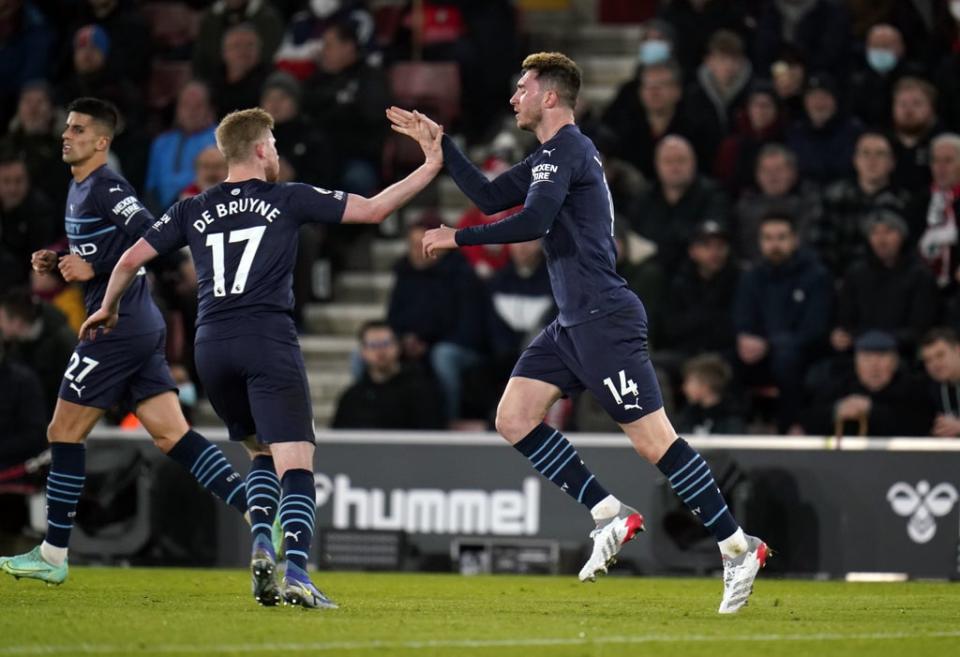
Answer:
[{"left": 205, "top": 226, "right": 266, "bottom": 297}]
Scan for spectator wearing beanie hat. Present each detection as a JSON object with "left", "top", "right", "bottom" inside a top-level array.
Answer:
[{"left": 260, "top": 70, "right": 333, "bottom": 186}]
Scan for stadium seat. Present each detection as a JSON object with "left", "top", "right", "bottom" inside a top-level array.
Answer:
[
  {"left": 147, "top": 60, "right": 192, "bottom": 111},
  {"left": 597, "top": 0, "right": 657, "bottom": 23}
]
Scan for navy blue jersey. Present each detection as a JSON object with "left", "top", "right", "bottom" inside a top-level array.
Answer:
[
  {"left": 65, "top": 165, "right": 164, "bottom": 337},
  {"left": 453, "top": 125, "right": 635, "bottom": 326},
  {"left": 144, "top": 180, "right": 346, "bottom": 342}
]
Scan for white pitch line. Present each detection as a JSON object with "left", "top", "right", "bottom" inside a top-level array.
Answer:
[{"left": 3, "top": 631, "right": 960, "bottom": 655}]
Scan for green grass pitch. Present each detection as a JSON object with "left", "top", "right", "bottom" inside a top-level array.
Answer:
[{"left": 1, "top": 569, "right": 958, "bottom": 657}]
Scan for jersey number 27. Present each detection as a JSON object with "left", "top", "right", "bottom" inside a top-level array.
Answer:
[{"left": 205, "top": 226, "right": 266, "bottom": 297}]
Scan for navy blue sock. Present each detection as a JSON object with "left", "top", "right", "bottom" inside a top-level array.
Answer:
[
  {"left": 279, "top": 469, "right": 316, "bottom": 570},
  {"left": 167, "top": 430, "right": 247, "bottom": 514},
  {"left": 657, "top": 437, "right": 739, "bottom": 541},
  {"left": 247, "top": 455, "right": 280, "bottom": 543},
  {"left": 44, "top": 443, "right": 86, "bottom": 549},
  {"left": 514, "top": 423, "right": 609, "bottom": 509}
]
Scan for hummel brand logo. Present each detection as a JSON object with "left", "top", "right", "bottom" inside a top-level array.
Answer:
[
  {"left": 69, "top": 383, "right": 86, "bottom": 397},
  {"left": 108, "top": 185, "right": 123, "bottom": 193},
  {"left": 250, "top": 505, "right": 272, "bottom": 514},
  {"left": 542, "top": 148, "right": 555, "bottom": 156},
  {"left": 284, "top": 530, "right": 302, "bottom": 542},
  {"left": 888, "top": 480, "right": 958, "bottom": 543}
]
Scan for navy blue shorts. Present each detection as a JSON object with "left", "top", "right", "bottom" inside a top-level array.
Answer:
[
  {"left": 58, "top": 329, "right": 177, "bottom": 409},
  {"left": 195, "top": 336, "right": 315, "bottom": 444},
  {"left": 512, "top": 300, "right": 663, "bottom": 424}
]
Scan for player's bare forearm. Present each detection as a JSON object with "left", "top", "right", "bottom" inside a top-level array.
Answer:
[
  {"left": 342, "top": 161, "right": 443, "bottom": 224},
  {"left": 100, "top": 238, "right": 159, "bottom": 313}
]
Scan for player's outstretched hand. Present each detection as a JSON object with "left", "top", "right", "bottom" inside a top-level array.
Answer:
[
  {"left": 78, "top": 307, "right": 119, "bottom": 342},
  {"left": 58, "top": 254, "right": 95, "bottom": 283},
  {"left": 31, "top": 249, "right": 57, "bottom": 274},
  {"left": 386, "top": 107, "right": 443, "bottom": 160},
  {"left": 422, "top": 225, "right": 458, "bottom": 258}
]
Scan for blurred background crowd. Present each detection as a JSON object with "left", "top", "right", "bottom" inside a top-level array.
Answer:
[{"left": 3, "top": 0, "right": 960, "bottom": 466}]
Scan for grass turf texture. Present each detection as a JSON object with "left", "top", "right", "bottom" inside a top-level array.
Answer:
[{"left": 1, "top": 570, "right": 958, "bottom": 657}]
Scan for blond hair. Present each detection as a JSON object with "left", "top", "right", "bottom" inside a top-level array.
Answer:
[
  {"left": 215, "top": 108, "right": 275, "bottom": 164},
  {"left": 521, "top": 52, "right": 581, "bottom": 108}
]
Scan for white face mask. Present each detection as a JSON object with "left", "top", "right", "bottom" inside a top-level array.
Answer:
[
  {"left": 952, "top": 0, "right": 960, "bottom": 21},
  {"left": 311, "top": 0, "right": 340, "bottom": 18}
]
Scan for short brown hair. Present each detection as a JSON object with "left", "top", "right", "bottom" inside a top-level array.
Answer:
[
  {"left": 215, "top": 108, "right": 274, "bottom": 164},
  {"left": 921, "top": 327, "right": 960, "bottom": 349},
  {"left": 707, "top": 29, "right": 744, "bottom": 58},
  {"left": 893, "top": 76, "right": 937, "bottom": 105},
  {"left": 683, "top": 353, "right": 732, "bottom": 394},
  {"left": 521, "top": 52, "right": 581, "bottom": 109}
]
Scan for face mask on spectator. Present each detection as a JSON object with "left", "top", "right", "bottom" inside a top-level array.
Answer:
[
  {"left": 866, "top": 48, "right": 898, "bottom": 74},
  {"left": 639, "top": 40, "right": 671, "bottom": 65},
  {"left": 178, "top": 382, "right": 197, "bottom": 407},
  {"left": 311, "top": 0, "right": 340, "bottom": 18},
  {"left": 951, "top": 0, "right": 960, "bottom": 21}
]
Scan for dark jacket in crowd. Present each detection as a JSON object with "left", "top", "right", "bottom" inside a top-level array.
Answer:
[
  {"left": 713, "top": 115, "right": 786, "bottom": 196},
  {"left": 662, "top": 258, "right": 739, "bottom": 355},
  {"left": 0, "top": 124, "right": 71, "bottom": 213},
  {"left": 658, "top": 0, "right": 754, "bottom": 82},
  {"left": 816, "top": 180, "right": 916, "bottom": 274},
  {"left": 786, "top": 113, "right": 862, "bottom": 185},
  {"left": 754, "top": 0, "right": 851, "bottom": 77},
  {"left": 486, "top": 258, "right": 554, "bottom": 357},
  {"left": 4, "top": 303, "right": 76, "bottom": 417},
  {"left": 629, "top": 176, "right": 729, "bottom": 272},
  {"left": 891, "top": 124, "right": 944, "bottom": 193},
  {"left": 0, "top": 188, "right": 58, "bottom": 286},
  {"left": 836, "top": 251, "right": 940, "bottom": 352},
  {"left": 303, "top": 60, "right": 390, "bottom": 166},
  {"left": 272, "top": 114, "right": 335, "bottom": 187},
  {"left": 733, "top": 182, "right": 822, "bottom": 264},
  {"left": 331, "top": 366, "right": 445, "bottom": 430},
  {"left": 0, "top": 355, "right": 46, "bottom": 469},
  {"left": 207, "top": 62, "right": 272, "bottom": 118},
  {"left": 675, "top": 397, "right": 747, "bottom": 435},
  {"left": 683, "top": 61, "right": 753, "bottom": 158},
  {"left": 802, "top": 365, "right": 934, "bottom": 437},
  {"left": 928, "top": 378, "right": 960, "bottom": 419},
  {"left": 849, "top": 59, "right": 922, "bottom": 130},
  {"left": 387, "top": 251, "right": 490, "bottom": 353},
  {"left": 935, "top": 53, "right": 960, "bottom": 132},
  {"left": 733, "top": 248, "right": 832, "bottom": 352}
]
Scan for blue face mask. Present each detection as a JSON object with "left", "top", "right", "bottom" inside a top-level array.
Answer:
[
  {"left": 866, "top": 48, "right": 898, "bottom": 74},
  {"left": 640, "top": 40, "right": 671, "bottom": 65},
  {"left": 178, "top": 382, "right": 197, "bottom": 407}
]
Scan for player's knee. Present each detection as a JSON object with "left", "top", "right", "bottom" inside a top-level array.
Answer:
[
  {"left": 149, "top": 428, "right": 186, "bottom": 454},
  {"left": 494, "top": 406, "right": 536, "bottom": 443},
  {"left": 46, "top": 419, "right": 82, "bottom": 444}
]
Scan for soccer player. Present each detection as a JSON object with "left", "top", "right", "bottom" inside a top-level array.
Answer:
[
  {"left": 0, "top": 98, "right": 248, "bottom": 585},
  {"left": 388, "top": 53, "right": 769, "bottom": 613},
  {"left": 79, "top": 108, "right": 442, "bottom": 608}
]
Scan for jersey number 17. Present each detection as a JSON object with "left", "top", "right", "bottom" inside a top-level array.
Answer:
[{"left": 205, "top": 226, "right": 266, "bottom": 297}]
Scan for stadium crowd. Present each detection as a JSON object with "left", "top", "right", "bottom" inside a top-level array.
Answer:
[{"left": 2, "top": 0, "right": 960, "bottom": 454}]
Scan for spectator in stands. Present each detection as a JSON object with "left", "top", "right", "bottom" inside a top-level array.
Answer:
[
  {"left": 0, "top": 82, "right": 70, "bottom": 213},
  {"left": 769, "top": 46, "right": 807, "bottom": 123},
  {"left": 920, "top": 327, "right": 960, "bottom": 438},
  {"left": 144, "top": 81, "right": 217, "bottom": 214},
  {"left": 785, "top": 73, "right": 862, "bottom": 185},
  {"left": 0, "top": 339, "right": 46, "bottom": 476},
  {"left": 192, "top": 0, "right": 284, "bottom": 82},
  {"left": 207, "top": 24, "right": 272, "bottom": 118},
  {"left": 57, "top": 24, "right": 144, "bottom": 127},
  {"left": 849, "top": 24, "right": 912, "bottom": 130},
  {"left": 0, "top": 153, "right": 57, "bottom": 287},
  {"left": 386, "top": 218, "right": 490, "bottom": 423},
  {"left": 891, "top": 76, "right": 944, "bottom": 193},
  {"left": 0, "top": 290, "right": 75, "bottom": 418},
  {"left": 614, "top": 222, "right": 666, "bottom": 348},
  {"left": 683, "top": 29, "right": 753, "bottom": 156},
  {"left": 832, "top": 209, "right": 939, "bottom": 356},
  {"left": 72, "top": 0, "right": 151, "bottom": 86},
  {"left": 734, "top": 210, "right": 832, "bottom": 431},
  {"left": 734, "top": 143, "right": 821, "bottom": 264},
  {"left": 818, "top": 132, "right": 916, "bottom": 275},
  {"left": 303, "top": 15, "right": 389, "bottom": 195},
  {"left": 0, "top": 0, "right": 54, "bottom": 127},
  {"left": 179, "top": 146, "right": 227, "bottom": 199},
  {"left": 676, "top": 353, "right": 746, "bottom": 435},
  {"left": 635, "top": 18, "right": 676, "bottom": 68},
  {"left": 332, "top": 321, "right": 445, "bottom": 429},
  {"left": 487, "top": 239, "right": 553, "bottom": 360},
  {"left": 601, "top": 61, "right": 707, "bottom": 181},
  {"left": 918, "top": 133, "right": 960, "bottom": 291},
  {"left": 935, "top": 9, "right": 960, "bottom": 131},
  {"left": 658, "top": 1, "right": 752, "bottom": 83},
  {"left": 713, "top": 80, "right": 785, "bottom": 196},
  {"left": 886, "top": 0, "right": 956, "bottom": 74},
  {"left": 662, "top": 219, "right": 739, "bottom": 358},
  {"left": 629, "top": 135, "right": 728, "bottom": 272},
  {"left": 754, "top": 0, "right": 850, "bottom": 78},
  {"left": 274, "top": 0, "right": 374, "bottom": 81},
  {"left": 259, "top": 70, "right": 332, "bottom": 186},
  {"left": 802, "top": 330, "right": 933, "bottom": 437}
]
